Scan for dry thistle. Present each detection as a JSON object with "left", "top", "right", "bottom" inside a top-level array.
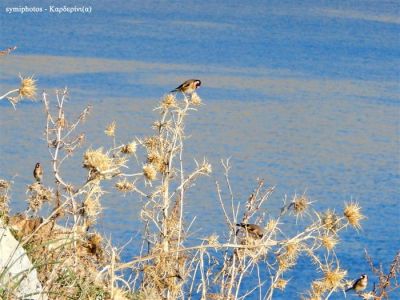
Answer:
[
  {"left": 27, "top": 196, "right": 42, "bottom": 213},
  {"left": 195, "top": 158, "right": 212, "bottom": 175},
  {"left": 344, "top": 202, "right": 365, "bottom": 230},
  {"left": 200, "top": 161, "right": 212, "bottom": 174},
  {"left": 115, "top": 179, "right": 135, "bottom": 193},
  {"left": 82, "top": 195, "right": 102, "bottom": 219},
  {"left": 84, "top": 148, "right": 112, "bottom": 172},
  {"left": 190, "top": 92, "right": 202, "bottom": 106},
  {"left": 277, "top": 241, "right": 301, "bottom": 272},
  {"left": 322, "top": 265, "right": 347, "bottom": 291},
  {"left": 143, "top": 164, "right": 157, "bottom": 181},
  {"left": 27, "top": 183, "right": 53, "bottom": 213},
  {"left": 286, "top": 241, "right": 300, "bottom": 260},
  {"left": 274, "top": 278, "right": 289, "bottom": 291},
  {"left": 83, "top": 148, "right": 126, "bottom": 177},
  {"left": 143, "top": 136, "right": 161, "bottom": 151},
  {"left": 292, "top": 195, "right": 309, "bottom": 217},
  {"left": 310, "top": 280, "right": 326, "bottom": 298},
  {"left": 0, "top": 179, "right": 11, "bottom": 189},
  {"left": 81, "top": 185, "right": 104, "bottom": 222},
  {"left": 321, "top": 209, "right": 341, "bottom": 233},
  {"left": 265, "top": 218, "right": 279, "bottom": 233},
  {"left": 121, "top": 141, "right": 137, "bottom": 155},
  {"left": 161, "top": 93, "right": 177, "bottom": 110},
  {"left": 152, "top": 120, "right": 173, "bottom": 132},
  {"left": 320, "top": 234, "right": 338, "bottom": 251},
  {"left": 18, "top": 75, "right": 37, "bottom": 100},
  {"left": 277, "top": 253, "right": 296, "bottom": 272},
  {"left": 147, "top": 151, "right": 165, "bottom": 173},
  {"left": 104, "top": 121, "right": 116, "bottom": 137},
  {"left": 88, "top": 233, "right": 103, "bottom": 248}
]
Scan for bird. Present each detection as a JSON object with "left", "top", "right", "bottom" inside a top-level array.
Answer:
[
  {"left": 236, "top": 223, "right": 264, "bottom": 238},
  {"left": 346, "top": 274, "right": 368, "bottom": 293},
  {"left": 170, "top": 79, "right": 201, "bottom": 94},
  {"left": 33, "top": 162, "right": 43, "bottom": 183}
]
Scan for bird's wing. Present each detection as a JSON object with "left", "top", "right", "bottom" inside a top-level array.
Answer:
[
  {"left": 345, "top": 278, "right": 359, "bottom": 291},
  {"left": 171, "top": 80, "right": 192, "bottom": 93}
]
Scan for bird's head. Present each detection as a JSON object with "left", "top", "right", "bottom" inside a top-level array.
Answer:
[
  {"left": 35, "top": 162, "right": 41, "bottom": 168},
  {"left": 361, "top": 274, "right": 368, "bottom": 280},
  {"left": 195, "top": 80, "right": 201, "bottom": 88}
]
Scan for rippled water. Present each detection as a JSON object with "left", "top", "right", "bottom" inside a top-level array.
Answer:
[{"left": 0, "top": 1, "right": 399, "bottom": 298}]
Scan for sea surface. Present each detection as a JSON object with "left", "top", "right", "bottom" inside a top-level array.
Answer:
[{"left": 0, "top": 1, "right": 399, "bottom": 299}]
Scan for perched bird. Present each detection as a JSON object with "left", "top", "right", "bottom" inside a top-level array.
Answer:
[
  {"left": 170, "top": 79, "right": 201, "bottom": 94},
  {"left": 346, "top": 274, "right": 368, "bottom": 293},
  {"left": 236, "top": 223, "right": 264, "bottom": 238},
  {"left": 33, "top": 162, "right": 43, "bottom": 183}
]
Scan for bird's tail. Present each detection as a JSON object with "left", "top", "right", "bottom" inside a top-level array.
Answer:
[
  {"left": 236, "top": 223, "right": 245, "bottom": 228},
  {"left": 170, "top": 88, "right": 178, "bottom": 93}
]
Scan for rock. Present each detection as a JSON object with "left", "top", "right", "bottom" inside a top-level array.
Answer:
[{"left": 0, "top": 222, "right": 47, "bottom": 300}]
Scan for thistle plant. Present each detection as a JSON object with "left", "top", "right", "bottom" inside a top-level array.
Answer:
[
  {"left": 112, "top": 95, "right": 366, "bottom": 300},
  {"left": 0, "top": 73, "right": 373, "bottom": 299}
]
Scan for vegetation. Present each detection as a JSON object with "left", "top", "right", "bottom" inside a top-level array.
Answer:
[{"left": 0, "top": 46, "right": 398, "bottom": 299}]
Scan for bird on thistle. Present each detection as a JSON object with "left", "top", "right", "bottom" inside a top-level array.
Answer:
[
  {"left": 346, "top": 274, "right": 368, "bottom": 293},
  {"left": 33, "top": 162, "right": 43, "bottom": 183},
  {"left": 170, "top": 79, "right": 201, "bottom": 94},
  {"left": 236, "top": 223, "right": 264, "bottom": 238}
]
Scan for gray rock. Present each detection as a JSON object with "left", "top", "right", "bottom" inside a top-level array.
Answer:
[{"left": 0, "top": 223, "right": 47, "bottom": 300}]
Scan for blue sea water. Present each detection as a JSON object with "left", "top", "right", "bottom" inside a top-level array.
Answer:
[{"left": 0, "top": 1, "right": 399, "bottom": 299}]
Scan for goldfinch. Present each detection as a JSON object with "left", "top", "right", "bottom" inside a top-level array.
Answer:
[
  {"left": 346, "top": 274, "right": 368, "bottom": 293},
  {"left": 236, "top": 223, "right": 264, "bottom": 238},
  {"left": 33, "top": 162, "right": 43, "bottom": 183},
  {"left": 170, "top": 79, "right": 201, "bottom": 94}
]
